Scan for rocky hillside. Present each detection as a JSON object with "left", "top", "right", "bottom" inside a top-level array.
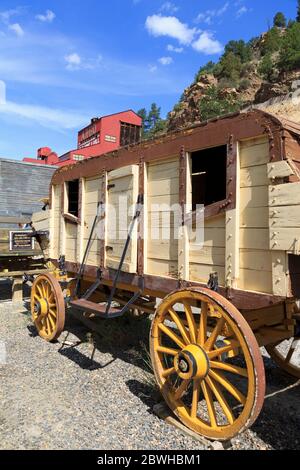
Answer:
[{"left": 167, "top": 18, "right": 300, "bottom": 131}]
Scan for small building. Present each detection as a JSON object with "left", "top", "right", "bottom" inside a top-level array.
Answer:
[
  {"left": 23, "top": 110, "right": 142, "bottom": 167},
  {"left": 0, "top": 158, "right": 57, "bottom": 226}
]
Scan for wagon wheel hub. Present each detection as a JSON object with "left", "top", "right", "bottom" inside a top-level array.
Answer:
[
  {"left": 34, "top": 298, "right": 49, "bottom": 318},
  {"left": 174, "top": 344, "right": 209, "bottom": 380}
]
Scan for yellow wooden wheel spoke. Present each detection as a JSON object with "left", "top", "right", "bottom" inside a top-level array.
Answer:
[
  {"left": 157, "top": 345, "right": 179, "bottom": 356},
  {"left": 191, "top": 379, "right": 200, "bottom": 419},
  {"left": 207, "top": 342, "right": 236, "bottom": 360},
  {"left": 36, "top": 284, "right": 43, "bottom": 298},
  {"left": 162, "top": 367, "right": 176, "bottom": 378},
  {"left": 174, "top": 379, "right": 191, "bottom": 400},
  {"left": 201, "top": 380, "right": 218, "bottom": 428},
  {"left": 49, "top": 308, "right": 57, "bottom": 318},
  {"left": 210, "top": 361, "right": 248, "bottom": 377},
  {"left": 209, "top": 369, "right": 246, "bottom": 405},
  {"left": 206, "top": 375, "right": 235, "bottom": 425},
  {"left": 48, "top": 314, "right": 55, "bottom": 330},
  {"left": 197, "top": 302, "right": 207, "bottom": 346},
  {"left": 158, "top": 323, "right": 186, "bottom": 349},
  {"left": 168, "top": 308, "right": 190, "bottom": 345},
  {"left": 183, "top": 302, "right": 197, "bottom": 344},
  {"left": 205, "top": 317, "right": 225, "bottom": 351}
]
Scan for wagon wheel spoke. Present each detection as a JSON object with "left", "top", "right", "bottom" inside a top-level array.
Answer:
[
  {"left": 174, "top": 379, "right": 191, "bottom": 400},
  {"left": 209, "top": 369, "right": 246, "bottom": 405},
  {"left": 201, "top": 380, "right": 218, "bottom": 428},
  {"left": 157, "top": 346, "right": 179, "bottom": 356},
  {"left": 205, "top": 317, "right": 225, "bottom": 351},
  {"left": 206, "top": 375, "right": 235, "bottom": 425},
  {"left": 168, "top": 308, "right": 190, "bottom": 345},
  {"left": 191, "top": 379, "right": 200, "bottom": 419},
  {"left": 210, "top": 361, "right": 248, "bottom": 378},
  {"left": 183, "top": 302, "right": 197, "bottom": 344},
  {"left": 162, "top": 367, "right": 176, "bottom": 378},
  {"left": 197, "top": 302, "right": 207, "bottom": 346},
  {"left": 158, "top": 323, "right": 186, "bottom": 349},
  {"left": 284, "top": 341, "right": 297, "bottom": 363},
  {"left": 207, "top": 341, "right": 237, "bottom": 360}
]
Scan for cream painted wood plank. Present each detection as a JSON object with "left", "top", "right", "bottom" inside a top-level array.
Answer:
[
  {"left": 85, "top": 190, "right": 99, "bottom": 205},
  {"left": 270, "top": 228, "right": 300, "bottom": 252},
  {"left": 272, "top": 251, "right": 287, "bottom": 296},
  {"left": 267, "top": 161, "right": 294, "bottom": 179},
  {"left": 240, "top": 228, "right": 269, "bottom": 250},
  {"left": 205, "top": 214, "right": 226, "bottom": 229},
  {"left": 148, "top": 177, "right": 179, "bottom": 197},
  {"left": 147, "top": 258, "right": 178, "bottom": 277},
  {"left": 85, "top": 177, "right": 102, "bottom": 193},
  {"left": 269, "top": 182, "right": 300, "bottom": 207},
  {"left": 148, "top": 193, "right": 180, "bottom": 207},
  {"left": 108, "top": 165, "right": 138, "bottom": 180},
  {"left": 106, "top": 258, "right": 136, "bottom": 273},
  {"left": 65, "top": 222, "right": 77, "bottom": 238},
  {"left": 240, "top": 186, "right": 268, "bottom": 210},
  {"left": 240, "top": 146, "right": 269, "bottom": 168},
  {"left": 108, "top": 175, "right": 133, "bottom": 193},
  {"left": 148, "top": 239, "right": 178, "bottom": 261},
  {"left": 240, "top": 135, "right": 267, "bottom": 148},
  {"left": 190, "top": 246, "right": 225, "bottom": 266},
  {"left": 240, "top": 207, "right": 269, "bottom": 228},
  {"left": 240, "top": 164, "right": 268, "bottom": 188},
  {"left": 270, "top": 205, "right": 300, "bottom": 228},
  {"left": 189, "top": 263, "right": 225, "bottom": 285},
  {"left": 238, "top": 268, "right": 273, "bottom": 294},
  {"left": 148, "top": 158, "right": 179, "bottom": 180},
  {"left": 239, "top": 249, "right": 271, "bottom": 271}
]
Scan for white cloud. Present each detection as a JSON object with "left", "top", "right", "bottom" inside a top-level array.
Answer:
[
  {"left": 65, "top": 52, "right": 103, "bottom": 71},
  {"left": 192, "top": 32, "right": 223, "bottom": 55},
  {"left": 65, "top": 52, "right": 82, "bottom": 70},
  {"left": 167, "top": 44, "right": 183, "bottom": 53},
  {"left": 236, "top": 6, "right": 249, "bottom": 18},
  {"left": 160, "top": 2, "right": 179, "bottom": 14},
  {"left": 8, "top": 23, "right": 24, "bottom": 37},
  {"left": 145, "top": 15, "right": 196, "bottom": 45},
  {"left": 158, "top": 56, "right": 173, "bottom": 65},
  {"left": 195, "top": 2, "right": 229, "bottom": 25},
  {"left": 0, "top": 8, "right": 21, "bottom": 24},
  {"left": 36, "top": 10, "right": 56, "bottom": 23},
  {"left": 0, "top": 99, "right": 88, "bottom": 129}
]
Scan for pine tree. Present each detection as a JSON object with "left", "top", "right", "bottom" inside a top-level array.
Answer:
[
  {"left": 273, "top": 12, "right": 286, "bottom": 28},
  {"left": 297, "top": 0, "right": 300, "bottom": 22}
]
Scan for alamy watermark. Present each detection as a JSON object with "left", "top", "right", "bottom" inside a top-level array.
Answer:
[{"left": 0, "top": 341, "right": 7, "bottom": 365}]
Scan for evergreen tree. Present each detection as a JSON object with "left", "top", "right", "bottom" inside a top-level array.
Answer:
[
  {"left": 137, "top": 104, "right": 167, "bottom": 139},
  {"left": 297, "top": 0, "right": 300, "bottom": 22},
  {"left": 273, "top": 12, "right": 286, "bottom": 28},
  {"left": 278, "top": 22, "right": 300, "bottom": 71}
]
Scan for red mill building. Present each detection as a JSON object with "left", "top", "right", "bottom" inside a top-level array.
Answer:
[{"left": 23, "top": 110, "right": 142, "bottom": 167}]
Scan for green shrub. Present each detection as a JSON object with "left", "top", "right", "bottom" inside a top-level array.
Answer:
[
  {"left": 239, "top": 78, "right": 251, "bottom": 91},
  {"left": 258, "top": 54, "right": 275, "bottom": 80},
  {"left": 194, "top": 61, "right": 216, "bottom": 82},
  {"left": 278, "top": 22, "right": 300, "bottom": 71},
  {"left": 261, "top": 27, "right": 282, "bottom": 55},
  {"left": 224, "top": 40, "right": 252, "bottom": 63},
  {"left": 273, "top": 12, "right": 287, "bottom": 28},
  {"left": 199, "top": 86, "right": 242, "bottom": 121}
]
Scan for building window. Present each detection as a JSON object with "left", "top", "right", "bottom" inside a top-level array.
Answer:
[
  {"left": 67, "top": 180, "right": 79, "bottom": 217},
  {"left": 191, "top": 145, "right": 227, "bottom": 210},
  {"left": 120, "top": 122, "right": 141, "bottom": 147}
]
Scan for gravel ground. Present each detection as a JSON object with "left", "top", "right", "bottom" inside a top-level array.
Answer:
[{"left": 0, "top": 279, "right": 299, "bottom": 450}]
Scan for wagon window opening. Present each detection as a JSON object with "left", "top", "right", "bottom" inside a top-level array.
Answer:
[
  {"left": 191, "top": 145, "right": 227, "bottom": 210},
  {"left": 67, "top": 180, "right": 79, "bottom": 217}
]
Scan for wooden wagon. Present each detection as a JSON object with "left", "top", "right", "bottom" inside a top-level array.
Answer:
[{"left": 30, "top": 110, "right": 300, "bottom": 441}]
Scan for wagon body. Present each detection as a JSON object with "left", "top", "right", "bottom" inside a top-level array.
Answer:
[{"left": 31, "top": 110, "right": 300, "bottom": 441}]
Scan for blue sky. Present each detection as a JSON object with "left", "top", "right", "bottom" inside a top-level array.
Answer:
[{"left": 0, "top": 0, "right": 297, "bottom": 159}]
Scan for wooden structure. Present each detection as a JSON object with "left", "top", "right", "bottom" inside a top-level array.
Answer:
[{"left": 30, "top": 110, "right": 300, "bottom": 441}]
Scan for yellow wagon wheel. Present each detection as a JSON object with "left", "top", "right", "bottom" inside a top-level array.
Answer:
[
  {"left": 31, "top": 273, "right": 65, "bottom": 342},
  {"left": 266, "top": 335, "right": 300, "bottom": 379},
  {"left": 150, "top": 288, "right": 265, "bottom": 441}
]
